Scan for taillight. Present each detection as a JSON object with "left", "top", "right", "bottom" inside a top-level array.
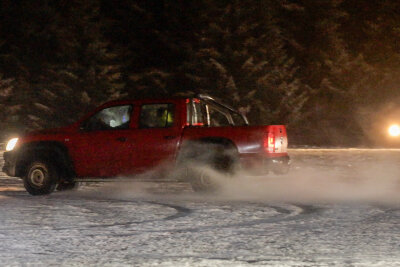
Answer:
[{"left": 264, "top": 132, "right": 275, "bottom": 153}]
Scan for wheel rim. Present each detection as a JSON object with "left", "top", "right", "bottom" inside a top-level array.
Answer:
[
  {"left": 30, "top": 168, "right": 45, "bottom": 187},
  {"left": 199, "top": 170, "right": 213, "bottom": 187}
]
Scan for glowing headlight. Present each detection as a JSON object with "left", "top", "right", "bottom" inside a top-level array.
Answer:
[
  {"left": 6, "top": 138, "right": 18, "bottom": 151},
  {"left": 388, "top": 124, "right": 400, "bottom": 137}
]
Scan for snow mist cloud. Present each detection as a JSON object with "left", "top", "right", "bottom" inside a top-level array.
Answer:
[
  {"left": 217, "top": 149, "right": 400, "bottom": 204},
  {"left": 79, "top": 149, "right": 400, "bottom": 205}
]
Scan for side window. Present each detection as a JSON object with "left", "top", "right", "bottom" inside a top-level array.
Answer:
[
  {"left": 208, "top": 107, "right": 230, "bottom": 127},
  {"left": 82, "top": 105, "right": 133, "bottom": 131},
  {"left": 139, "top": 104, "right": 175, "bottom": 128}
]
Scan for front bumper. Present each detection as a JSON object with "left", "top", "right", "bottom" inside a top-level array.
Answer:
[{"left": 2, "top": 151, "right": 17, "bottom": 177}]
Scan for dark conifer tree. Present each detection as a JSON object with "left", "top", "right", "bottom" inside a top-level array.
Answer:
[
  {"left": 0, "top": 0, "right": 123, "bottom": 131},
  {"left": 100, "top": 0, "right": 205, "bottom": 99},
  {"left": 280, "top": 0, "right": 376, "bottom": 145},
  {"left": 177, "top": 0, "right": 307, "bottom": 125}
]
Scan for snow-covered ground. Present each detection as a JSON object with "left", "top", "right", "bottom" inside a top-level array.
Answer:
[{"left": 1, "top": 149, "right": 400, "bottom": 266}]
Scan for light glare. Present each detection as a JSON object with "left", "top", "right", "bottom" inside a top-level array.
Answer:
[
  {"left": 388, "top": 124, "right": 400, "bottom": 137},
  {"left": 6, "top": 138, "right": 18, "bottom": 151}
]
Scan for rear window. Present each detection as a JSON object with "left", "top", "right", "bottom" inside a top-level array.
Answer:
[{"left": 186, "top": 99, "right": 206, "bottom": 126}]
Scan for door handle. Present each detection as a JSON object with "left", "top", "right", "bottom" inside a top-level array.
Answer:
[
  {"left": 116, "top": 137, "right": 127, "bottom": 142},
  {"left": 164, "top": 135, "right": 177, "bottom": 140}
]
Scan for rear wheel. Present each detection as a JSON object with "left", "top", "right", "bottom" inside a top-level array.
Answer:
[
  {"left": 23, "top": 161, "right": 58, "bottom": 195},
  {"left": 189, "top": 167, "right": 219, "bottom": 192},
  {"left": 181, "top": 142, "right": 238, "bottom": 192}
]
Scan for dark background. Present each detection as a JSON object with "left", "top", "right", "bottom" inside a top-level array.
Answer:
[{"left": 1, "top": 0, "right": 400, "bottom": 147}]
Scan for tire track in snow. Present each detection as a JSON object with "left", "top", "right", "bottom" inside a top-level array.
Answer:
[
  {"left": 0, "top": 180, "right": 324, "bottom": 234},
  {"left": 28, "top": 196, "right": 194, "bottom": 230},
  {"left": 112, "top": 202, "right": 323, "bottom": 236}
]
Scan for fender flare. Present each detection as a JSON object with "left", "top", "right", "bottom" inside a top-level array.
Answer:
[
  {"left": 177, "top": 137, "right": 239, "bottom": 168},
  {"left": 15, "top": 141, "right": 75, "bottom": 179}
]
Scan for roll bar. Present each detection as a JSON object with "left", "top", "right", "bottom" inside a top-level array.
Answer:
[{"left": 197, "top": 94, "right": 249, "bottom": 125}]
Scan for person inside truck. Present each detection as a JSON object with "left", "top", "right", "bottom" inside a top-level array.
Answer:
[
  {"left": 156, "top": 107, "right": 173, "bottom": 127},
  {"left": 140, "top": 104, "right": 174, "bottom": 128}
]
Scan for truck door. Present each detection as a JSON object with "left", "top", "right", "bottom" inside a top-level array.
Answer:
[
  {"left": 71, "top": 104, "right": 135, "bottom": 177},
  {"left": 131, "top": 103, "right": 181, "bottom": 171}
]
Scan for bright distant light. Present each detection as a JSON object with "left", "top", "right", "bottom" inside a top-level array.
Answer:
[
  {"left": 6, "top": 138, "right": 18, "bottom": 151},
  {"left": 388, "top": 124, "right": 400, "bottom": 137}
]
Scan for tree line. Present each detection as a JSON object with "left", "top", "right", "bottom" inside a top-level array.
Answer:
[{"left": 1, "top": 0, "right": 400, "bottom": 146}]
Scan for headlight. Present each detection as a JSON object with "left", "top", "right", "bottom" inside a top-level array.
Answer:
[{"left": 6, "top": 138, "right": 18, "bottom": 151}]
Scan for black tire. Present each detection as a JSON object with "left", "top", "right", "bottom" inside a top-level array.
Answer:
[
  {"left": 189, "top": 167, "right": 220, "bottom": 192},
  {"left": 181, "top": 142, "right": 238, "bottom": 192},
  {"left": 56, "top": 181, "right": 79, "bottom": 191},
  {"left": 23, "top": 161, "right": 58, "bottom": 195}
]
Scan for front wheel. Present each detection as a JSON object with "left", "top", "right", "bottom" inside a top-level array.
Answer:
[{"left": 23, "top": 161, "right": 58, "bottom": 195}]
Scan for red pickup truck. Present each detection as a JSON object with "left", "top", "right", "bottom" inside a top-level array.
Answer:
[{"left": 3, "top": 95, "right": 290, "bottom": 195}]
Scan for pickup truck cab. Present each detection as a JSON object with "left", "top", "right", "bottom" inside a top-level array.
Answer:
[{"left": 3, "top": 95, "right": 290, "bottom": 195}]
